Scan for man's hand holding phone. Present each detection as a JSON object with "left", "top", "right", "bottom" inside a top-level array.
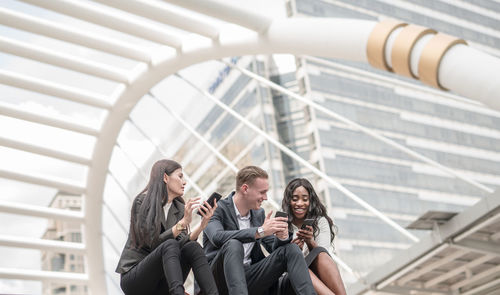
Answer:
[{"left": 259, "top": 211, "right": 288, "bottom": 238}]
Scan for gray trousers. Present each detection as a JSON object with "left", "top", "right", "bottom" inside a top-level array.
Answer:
[{"left": 209, "top": 239, "right": 316, "bottom": 295}]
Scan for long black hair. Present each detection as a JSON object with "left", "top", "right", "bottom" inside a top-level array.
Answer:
[
  {"left": 130, "top": 159, "right": 183, "bottom": 249},
  {"left": 281, "top": 178, "right": 336, "bottom": 244}
]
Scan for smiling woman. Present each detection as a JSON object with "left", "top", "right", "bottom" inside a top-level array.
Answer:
[{"left": 281, "top": 178, "right": 346, "bottom": 295}]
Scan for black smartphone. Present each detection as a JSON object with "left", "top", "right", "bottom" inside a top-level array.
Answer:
[
  {"left": 275, "top": 211, "right": 288, "bottom": 218},
  {"left": 196, "top": 192, "right": 222, "bottom": 216},
  {"left": 301, "top": 218, "right": 314, "bottom": 229}
]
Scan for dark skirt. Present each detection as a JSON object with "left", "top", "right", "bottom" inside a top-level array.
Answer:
[
  {"left": 278, "top": 246, "right": 330, "bottom": 295},
  {"left": 304, "top": 246, "right": 330, "bottom": 267}
]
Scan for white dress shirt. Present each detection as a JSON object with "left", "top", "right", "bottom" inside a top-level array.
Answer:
[
  {"left": 163, "top": 202, "right": 172, "bottom": 221},
  {"left": 233, "top": 201, "right": 255, "bottom": 265}
]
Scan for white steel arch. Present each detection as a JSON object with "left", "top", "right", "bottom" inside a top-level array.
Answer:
[
  {"left": 86, "top": 17, "right": 500, "bottom": 293},
  {"left": 1, "top": 1, "right": 500, "bottom": 294}
]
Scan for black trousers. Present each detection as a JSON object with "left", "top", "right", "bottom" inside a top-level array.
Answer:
[
  {"left": 210, "top": 239, "right": 316, "bottom": 295},
  {"left": 121, "top": 239, "right": 218, "bottom": 295}
]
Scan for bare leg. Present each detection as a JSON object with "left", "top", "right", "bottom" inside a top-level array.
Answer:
[
  {"left": 310, "top": 252, "right": 347, "bottom": 295},
  {"left": 309, "top": 269, "right": 334, "bottom": 295}
]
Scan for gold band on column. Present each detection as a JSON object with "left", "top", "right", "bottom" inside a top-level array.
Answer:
[
  {"left": 391, "top": 25, "right": 436, "bottom": 78},
  {"left": 367, "top": 19, "right": 407, "bottom": 71},
  {"left": 418, "top": 33, "right": 467, "bottom": 89}
]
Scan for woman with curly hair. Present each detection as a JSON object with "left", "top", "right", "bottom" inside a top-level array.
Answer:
[{"left": 281, "top": 178, "right": 346, "bottom": 295}]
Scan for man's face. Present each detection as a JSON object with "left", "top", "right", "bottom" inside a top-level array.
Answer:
[{"left": 242, "top": 177, "right": 269, "bottom": 210}]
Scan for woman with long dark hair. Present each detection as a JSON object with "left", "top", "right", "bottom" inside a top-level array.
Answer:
[
  {"left": 281, "top": 178, "right": 346, "bottom": 295},
  {"left": 116, "top": 159, "right": 219, "bottom": 295}
]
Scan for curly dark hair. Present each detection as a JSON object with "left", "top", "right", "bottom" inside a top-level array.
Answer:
[{"left": 281, "top": 178, "right": 336, "bottom": 244}]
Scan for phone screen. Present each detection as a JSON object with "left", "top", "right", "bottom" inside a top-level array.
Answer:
[
  {"left": 275, "top": 211, "right": 288, "bottom": 218},
  {"left": 301, "top": 218, "right": 314, "bottom": 229},
  {"left": 197, "top": 192, "right": 222, "bottom": 216}
]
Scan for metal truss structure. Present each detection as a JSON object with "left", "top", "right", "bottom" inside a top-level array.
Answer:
[{"left": 0, "top": 0, "right": 499, "bottom": 294}]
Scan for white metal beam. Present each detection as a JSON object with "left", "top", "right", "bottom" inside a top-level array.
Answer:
[
  {"left": 123, "top": 120, "right": 205, "bottom": 196},
  {"left": 152, "top": 94, "right": 283, "bottom": 211},
  {"left": 461, "top": 276, "right": 500, "bottom": 295},
  {"left": 424, "top": 254, "right": 495, "bottom": 288},
  {"left": 0, "top": 36, "right": 130, "bottom": 84},
  {"left": 0, "top": 168, "right": 85, "bottom": 195},
  {"left": 163, "top": 0, "right": 273, "bottom": 32},
  {"left": 176, "top": 74, "right": 419, "bottom": 243},
  {"left": 0, "top": 102, "right": 100, "bottom": 137},
  {"left": 153, "top": 90, "right": 359, "bottom": 277},
  {"left": 0, "top": 7, "right": 151, "bottom": 62},
  {"left": 397, "top": 248, "right": 466, "bottom": 285},
  {"left": 451, "top": 263, "right": 500, "bottom": 290},
  {"left": 0, "top": 70, "right": 112, "bottom": 109},
  {"left": 0, "top": 136, "right": 91, "bottom": 165},
  {"left": 152, "top": 93, "right": 238, "bottom": 173},
  {"left": 453, "top": 212, "right": 500, "bottom": 242},
  {"left": 225, "top": 60, "right": 495, "bottom": 194},
  {"left": 20, "top": 0, "right": 182, "bottom": 49},
  {"left": 0, "top": 199, "right": 84, "bottom": 221},
  {"left": 453, "top": 239, "right": 500, "bottom": 256},
  {"left": 95, "top": 0, "right": 220, "bottom": 39},
  {"left": 0, "top": 234, "right": 85, "bottom": 254},
  {"left": 81, "top": 17, "right": 500, "bottom": 294},
  {"left": 0, "top": 267, "right": 88, "bottom": 283}
]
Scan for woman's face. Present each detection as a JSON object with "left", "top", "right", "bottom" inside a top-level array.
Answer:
[
  {"left": 164, "top": 168, "right": 186, "bottom": 198},
  {"left": 290, "top": 185, "right": 310, "bottom": 220}
]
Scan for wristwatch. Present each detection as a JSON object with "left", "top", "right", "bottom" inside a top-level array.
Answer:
[
  {"left": 176, "top": 222, "right": 187, "bottom": 232},
  {"left": 257, "top": 226, "right": 265, "bottom": 238}
]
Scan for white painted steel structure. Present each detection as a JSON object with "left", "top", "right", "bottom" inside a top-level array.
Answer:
[{"left": 1, "top": 0, "right": 499, "bottom": 294}]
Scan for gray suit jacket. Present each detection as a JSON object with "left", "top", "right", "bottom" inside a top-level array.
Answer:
[
  {"left": 203, "top": 192, "right": 291, "bottom": 264},
  {"left": 115, "top": 194, "right": 189, "bottom": 274}
]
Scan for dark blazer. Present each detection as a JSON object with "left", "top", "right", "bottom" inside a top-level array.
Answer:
[
  {"left": 115, "top": 194, "right": 189, "bottom": 274},
  {"left": 203, "top": 192, "right": 291, "bottom": 264}
]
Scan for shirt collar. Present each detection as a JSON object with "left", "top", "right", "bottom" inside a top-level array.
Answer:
[{"left": 233, "top": 198, "right": 251, "bottom": 220}]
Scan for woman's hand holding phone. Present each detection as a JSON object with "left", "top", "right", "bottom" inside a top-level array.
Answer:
[{"left": 198, "top": 199, "right": 217, "bottom": 229}]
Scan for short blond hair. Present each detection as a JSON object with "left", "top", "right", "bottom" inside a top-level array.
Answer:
[{"left": 236, "top": 166, "right": 268, "bottom": 192}]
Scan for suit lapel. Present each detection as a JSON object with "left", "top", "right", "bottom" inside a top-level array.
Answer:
[
  {"left": 250, "top": 210, "right": 260, "bottom": 228},
  {"left": 227, "top": 193, "right": 240, "bottom": 229},
  {"left": 160, "top": 203, "right": 167, "bottom": 229},
  {"left": 165, "top": 200, "right": 180, "bottom": 229}
]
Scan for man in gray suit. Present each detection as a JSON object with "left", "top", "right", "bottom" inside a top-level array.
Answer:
[{"left": 203, "top": 166, "right": 316, "bottom": 295}]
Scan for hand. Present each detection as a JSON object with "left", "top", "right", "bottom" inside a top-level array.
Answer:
[
  {"left": 296, "top": 225, "right": 315, "bottom": 248},
  {"left": 275, "top": 227, "right": 289, "bottom": 240},
  {"left": 180, "top": 197, "right": 200, "bottom": 226},
  {"left": 198, "top": 199, "right": 217, "bottom": 229},
  {"left": 292, "top": 237, "right": 304, "bottom": 250},
  {"left": 261, "top": 211, "right": 288, "bottom": 237}
]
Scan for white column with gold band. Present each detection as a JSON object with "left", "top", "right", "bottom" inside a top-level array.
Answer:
[{"left": 366, "top": 18, "right": 500, "bottom": 111}]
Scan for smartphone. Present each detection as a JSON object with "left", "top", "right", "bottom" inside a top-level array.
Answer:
[
  {"left": 196, "top": 192, "right": 222, "bottom": 216},
  {"left": 301, "top": 218, "right": 314, "bottom": 229},
  {"left": 275, "top": 211, "right": 288, "bottom": 218}
]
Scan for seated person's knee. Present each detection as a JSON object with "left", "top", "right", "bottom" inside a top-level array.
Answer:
[
  {"left": 159, "top": 239, "right": 180, "bottom": 253},
  {"left": 181, "top": 240, "right": 203, "bottom": 253},
  {"left": 222, "top": 239, "right": 244, "bottom": 254},
  {"left": 282, "top": 243, "right": 302, "bottom": 257}
]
